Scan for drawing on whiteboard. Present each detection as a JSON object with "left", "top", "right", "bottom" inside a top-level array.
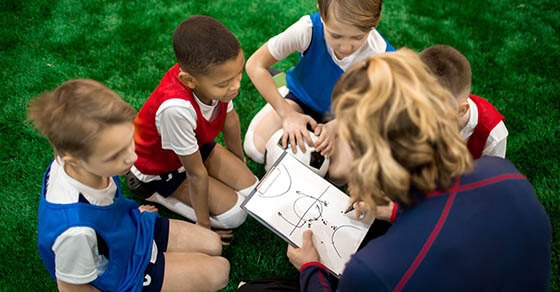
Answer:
[
  {"left": 256, "top": 163, "right": 292, "bottom": 198},
  {"left": 277, "top": 188, "right": 330, "bottom": 235},
  {"left": 331, "top": 225, "right": 362, "bottom": 258},
  {"left": 242, "top": 152, "right": 374, "bottom": 276}
]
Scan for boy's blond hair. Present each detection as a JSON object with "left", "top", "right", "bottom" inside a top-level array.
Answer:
[
  {"left": 332, "top": 48, "right": 472, "bottom": 210},
  {"left": 318, "top": 0, "right": 383, "bottom": 32},
  {"left": 27, "top": 79, "right": 137, "bottom": 160},
  {"left": 419, "top": 44, "right": 472, "bottom": 100}
]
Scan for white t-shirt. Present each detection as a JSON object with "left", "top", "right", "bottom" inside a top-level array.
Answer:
[
  {"left": 46, "top": 159, "right": 158, "bottom": 284},
  {"left": 267, "top": 15, "right": 389, "bottom": 71},
  {"left": 459, "top": 97, "right": 509, "bottom": 158},
  {"left": 131, "top": 93, "right": 233, "bottom": 182}
]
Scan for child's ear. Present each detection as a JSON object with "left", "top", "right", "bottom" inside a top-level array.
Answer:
[
  {"left": 458, "top": 100, "right": 470, "bottom": 117},
  {"left": 178, "top": 71, "right": 197, "bottom": 89},
  {"left": 60, "top": 154, "right": 81, "bottom": 168}
]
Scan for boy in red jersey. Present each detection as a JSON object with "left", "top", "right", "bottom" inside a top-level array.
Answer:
[
  {"left": 127, "top": 16, "right": 258, "bottom": 230},
  {"left": 420, "top": 44, "right": 509, "bottom": 159}
]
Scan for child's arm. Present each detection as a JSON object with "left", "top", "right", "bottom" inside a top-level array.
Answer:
[
  {"left": 178, "top": 152, "right": 211, "bottom": 229},
  {"left": 246, "top": 42, "right": 317, "bottom": 152},
  {"left": 57, "top": 280, "right": 100, "bottom": 292},
  {"left": 222, "top": 108, "right": 245, "bottom": 162}
]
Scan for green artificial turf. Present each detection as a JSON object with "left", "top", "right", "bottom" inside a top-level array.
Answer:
[{"left": 1, "top": 0, "right": 558, "bottom": 290}]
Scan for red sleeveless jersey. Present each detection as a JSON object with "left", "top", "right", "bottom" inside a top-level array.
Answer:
[
  {"left": 133, "top": 64, "right": 228, "bottom": 174},
  {"left": 466, "top": 94, "right": 505, "bottom": 159}
]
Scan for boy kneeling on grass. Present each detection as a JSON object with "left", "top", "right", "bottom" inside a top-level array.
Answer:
[
  {"left": 126, "top": 16, "right": 258, "bottom": 230},
  {"left": 30, "top": 79, "right": 229, "bottom": 292}
]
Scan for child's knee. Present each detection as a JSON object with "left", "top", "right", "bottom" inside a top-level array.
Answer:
[
  {"left": 207, "top": 257, "right": 230, "bottom": 290},
  {"left": 244, "top": 130, "right": 264, "bottom": 164},
  {"left": 206, "top": 232, "right": 223, "bottom": 256},
  {"left": 237, "top": 177, "right": 258, "bottom": 198},
  {"left": 214, "top": 198, "right": 248, "bottom": 229}
]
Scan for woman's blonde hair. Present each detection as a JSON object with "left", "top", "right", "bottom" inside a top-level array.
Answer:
[{"left": 332, "top": 48, "right": 472, "bottom": 210}]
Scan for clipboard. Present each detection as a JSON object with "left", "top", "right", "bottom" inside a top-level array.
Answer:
[{"left": 242, "top": 151, "right": 373, "bottom": 277}]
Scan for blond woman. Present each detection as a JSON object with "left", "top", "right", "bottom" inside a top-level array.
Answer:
[{"left": 286, "top": 49, "right": 551, "bottom": 291}]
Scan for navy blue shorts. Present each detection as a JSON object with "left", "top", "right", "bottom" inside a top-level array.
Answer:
[
  {"left": 142, "top": 217, "right": 169, "bottom": 292},
  {"left": 267, "top": 67, "right": 328, "bottom": 123},
  {"left": 127, "top": 141, "right": 217, "bottom": 198},
  {"left": 285, "top": 91, "right": 328, "bottom": 123}
]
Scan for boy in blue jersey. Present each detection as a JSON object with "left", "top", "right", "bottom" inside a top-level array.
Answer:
[
  {"left": 244, "top": 0, "right": 394, "bottom": 183},
  {"left": 29, "top": 79, "right": 229, "bottom": 292}
]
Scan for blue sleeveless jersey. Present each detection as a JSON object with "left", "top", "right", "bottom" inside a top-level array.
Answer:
[
  {"left": 37, "top": 160, "right": 158, "bottom": 291},
  {"left": 286, "top": 13, "right": 395, "bottom": 116}
]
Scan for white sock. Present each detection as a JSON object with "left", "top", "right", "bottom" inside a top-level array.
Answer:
[
  {"left": 145, "top": 192, "right": 247, "bottom": 229},
  {"left": 146, "top": 192, "right": 197, "bottom": 222},
  {"left": 237, "top": 177, "right": 259, "bottom": 199},
  {"left": 244, "top": 103, "right": 273, "bottom": 164},
  {"left": 213, "top": 193, "right": 247, "bottom": 229}
]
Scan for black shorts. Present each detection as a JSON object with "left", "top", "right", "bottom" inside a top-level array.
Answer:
[
  {"left": 284, "top": 91, "right": 329, "bottom": 124},
  {"left": 142, "top": 217, "right": 169, "bottom": 292},
  {"left": 267, "top": 67, "right": 329, "bottom": 123},
  {"left": 126, "top": 141, "right": 217, "bottom": 199}
]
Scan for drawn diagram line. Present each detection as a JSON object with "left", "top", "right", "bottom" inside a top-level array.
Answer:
[
  {"left": 288, "top": 185, "right": 330, "bottom": 236},
  {"left": 257, "top": 163, "right": 292, "bottom": 198},
  {"left": 331, "top": 225, "right": 361, "bottom": 258}
]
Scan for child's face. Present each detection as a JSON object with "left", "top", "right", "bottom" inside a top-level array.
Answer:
[
  {"left": 79, "top": 122, "right": 137, "bottom": 178},
  {"left": 189, "top": 50, "right": 245, "bottom": 105},
  {"left": 322, "top": 9, "right": 370, "bottom": 59}
]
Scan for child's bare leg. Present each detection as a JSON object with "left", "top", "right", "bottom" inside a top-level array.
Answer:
[
  {"left": 204, "top": 144, "right": 257, "bottom": 191},
  {"left": 245, "top": 100, "right": 303, "bottom": 160},
  {"left": 161, "top": 252, "right": 229, "bottom": 292},
  {"left": 328, "top": 136, "right": 353, "bottom": 185},
  {"left": 167, "top": 219, "right": 222, "bottom": 255},
  {"left": 172, "top": 176, "right": 238, "bottom": 216}
]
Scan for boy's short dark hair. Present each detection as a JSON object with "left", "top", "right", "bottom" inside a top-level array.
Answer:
[
  {"left": 27, "top": 79, "right": 137, "bottom": 160},
  {"left": 318, "top": 0, "right": 383, "bottom": 32},
  {"left": 173, "top": 16, "right": 241, "bottom": 76},
  {"left": 419, "top": 44, "right": 472, "bottom": 99}
]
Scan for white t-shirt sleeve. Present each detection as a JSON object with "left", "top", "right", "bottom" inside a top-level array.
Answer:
[
  {"left": 156, "top": 99, "right": 199, "bottom": 156},
  {"left": 227, "top": 101, "right": 233, "bottom": 113},
  {"left": 52, "top": 227, "right": 100, "bottom": 284},
  {"left": 483, "top": 121, "right": 509, "bottom": 158},
  {"left": 268, "top": 15, "right": 313, "bottom": 61}
]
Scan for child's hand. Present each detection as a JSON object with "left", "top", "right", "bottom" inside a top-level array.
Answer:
[
  {"left": 214, "top": 229, "right": 233, "bottom": 246},
  {"left": 138, "top": 204, "right": 158, "bottom": 213},
  {"left": 287, "top": 230, "right": 320, "bottom": 270},
  {"left": 281, "top": 111, "right": 317, "bottom": 153},
  {"left": 314, "top": 120, "right": 337, "bottom": 158}
]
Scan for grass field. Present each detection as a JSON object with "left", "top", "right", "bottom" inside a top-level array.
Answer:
[{"left": 1, "top": 0, "right": 558, "bottom": 290}]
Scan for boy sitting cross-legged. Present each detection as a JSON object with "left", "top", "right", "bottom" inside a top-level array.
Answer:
[
  {"left": 30, "top": 79, "right": 229, "bottom": 292},
  {"left": 420, "top": 44, "right": 509, "bottom": 159},
  {"left": 127, "top": 16, "right": 258, "bottom": 230}
]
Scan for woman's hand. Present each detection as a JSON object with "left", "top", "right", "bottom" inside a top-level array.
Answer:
[
  {"left": 287, "top": 230, "right": 320, "bottom": 270},
  {"left": 314, "top": 120, "right": 337, "bottom": 158},
  {"left": 281, "top": 111, "right": 317, "bottom": 153},
  {"left": 348, "top": 183, "right": 395, "bottom": 222}
]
